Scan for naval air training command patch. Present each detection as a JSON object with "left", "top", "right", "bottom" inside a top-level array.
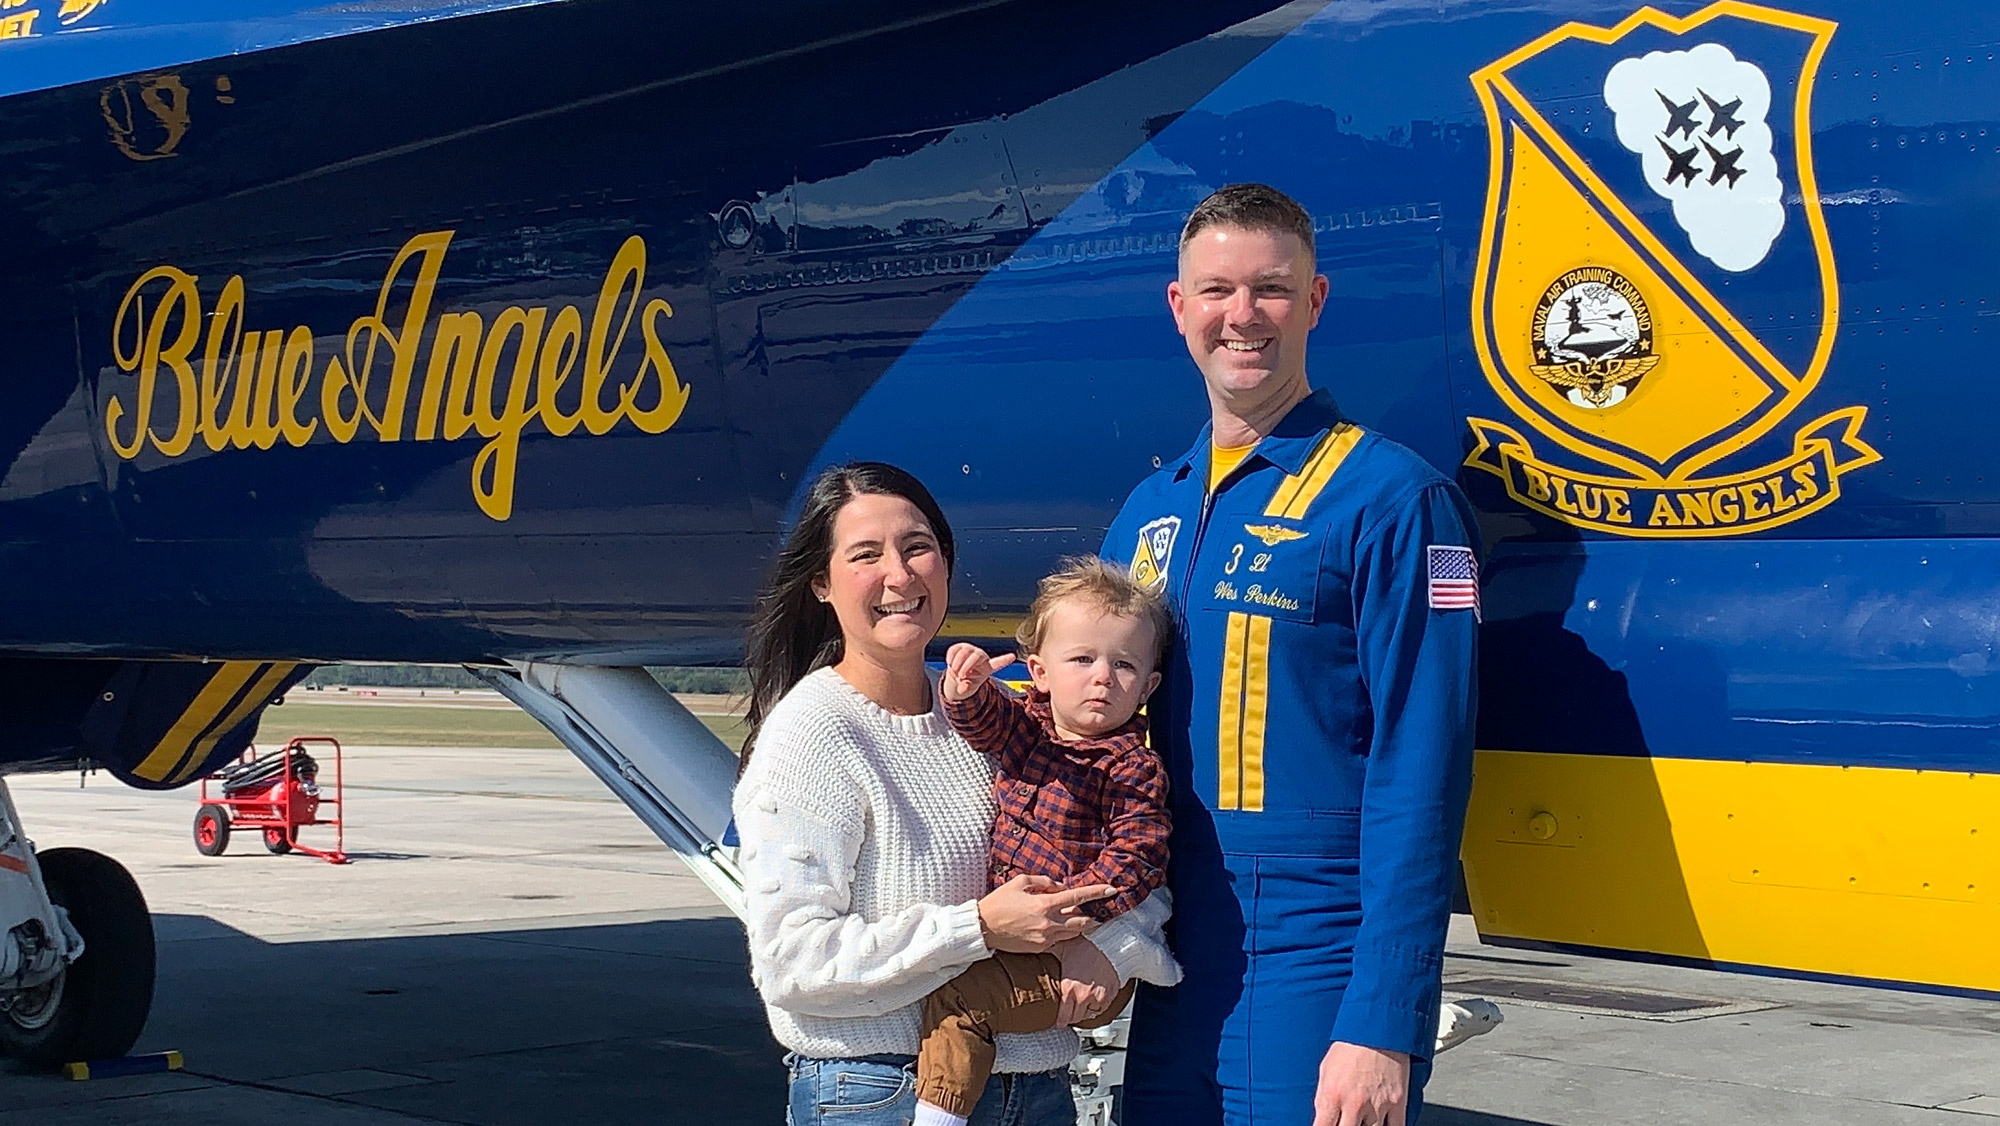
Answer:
[{"left": 1464, "top": 1, "right": 1879, "bottom": 539}]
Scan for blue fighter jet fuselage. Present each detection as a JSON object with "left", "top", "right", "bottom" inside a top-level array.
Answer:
[{"left": 0, "top": 0, "right": 1994, "bottom": 1069}]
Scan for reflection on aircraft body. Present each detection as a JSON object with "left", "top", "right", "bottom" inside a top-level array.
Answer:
[{"left": 0, "top": 0, "right": 1996, "bottom": 1074}]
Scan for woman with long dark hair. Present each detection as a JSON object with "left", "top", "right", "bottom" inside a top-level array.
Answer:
[{"left": 734, "top": 462, "right": 1111, "bottom": 1126}]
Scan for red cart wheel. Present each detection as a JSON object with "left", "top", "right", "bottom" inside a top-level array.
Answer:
[
  {"left": 263, "top": 828, "right": 292, "bottom": 856},
  {"left": 193, "top": 805, "right": 231, "bottom": 857}
]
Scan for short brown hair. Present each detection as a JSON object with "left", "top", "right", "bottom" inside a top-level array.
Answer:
[
  {"left": 1179, "top": 182, "right": 1315, "bottom": 260},
  {"left": 1015, "top": 556, "right": 1172, "bottom": 666}
]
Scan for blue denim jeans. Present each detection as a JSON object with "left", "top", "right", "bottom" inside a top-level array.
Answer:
[{"left": 786, "top": 1054, "right": 1073, "bottom": 1126}]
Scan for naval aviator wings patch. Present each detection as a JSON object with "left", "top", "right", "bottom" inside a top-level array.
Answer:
[
  {"left": 1244, "top": 523, "right": 1309, "bottom": 547},
  {"left": 1128, "top": 516, "right": 1181, "bottom": 592}
]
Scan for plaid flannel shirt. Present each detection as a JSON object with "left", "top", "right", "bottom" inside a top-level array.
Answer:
[{"left": 944, "top": 678, "right": 1170, "bottom": 922}]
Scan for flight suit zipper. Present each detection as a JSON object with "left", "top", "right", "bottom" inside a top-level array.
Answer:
[{"left": 1178, "top": 484, "right": 1216, "bottom": 614}]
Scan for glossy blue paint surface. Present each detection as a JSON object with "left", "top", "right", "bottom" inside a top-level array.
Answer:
[
  {"left": 0, "top": 0, "right": 559, "bottom": 99},
  {"left": 0, "top": 0, "right": 1993, "bottom": 777},
  {"left": 1479, "top": 538, "right": 2000, "bottom": 772}
]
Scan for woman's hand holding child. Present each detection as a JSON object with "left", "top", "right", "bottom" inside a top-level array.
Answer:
[{"left": 977, "top": 875, "right": 1115, "bottom": 952}]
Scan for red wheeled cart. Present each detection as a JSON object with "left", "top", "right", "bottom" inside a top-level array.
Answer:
[{"left": 191, "top": 737, "right": 347, "bottom": 865}]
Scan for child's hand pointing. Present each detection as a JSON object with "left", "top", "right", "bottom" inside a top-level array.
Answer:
[{"left": 942, "top": 642, "right": 1017, "bottom": 702}]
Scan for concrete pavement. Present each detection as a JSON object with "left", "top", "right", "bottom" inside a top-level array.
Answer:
[{"left": 2, "top": 744, "right": 1993, "bottom": 1124}]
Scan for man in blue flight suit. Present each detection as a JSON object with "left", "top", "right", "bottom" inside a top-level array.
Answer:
[{"left": 1102, "top": 184, "right": 1478, "bottom": 1126}]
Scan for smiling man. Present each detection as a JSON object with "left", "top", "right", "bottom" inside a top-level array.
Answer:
[{"left": 1102, "top": 184, "right": 1480, "bottom": 1126}]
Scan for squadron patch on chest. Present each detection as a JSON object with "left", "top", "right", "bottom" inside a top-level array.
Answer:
[{"left": 1128, "top": 516, "right": 1182, "bottom": 592}]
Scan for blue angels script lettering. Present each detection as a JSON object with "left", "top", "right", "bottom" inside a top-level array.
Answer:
[{"left": 102, "top": 231, "right": 691, "bottom": 520}]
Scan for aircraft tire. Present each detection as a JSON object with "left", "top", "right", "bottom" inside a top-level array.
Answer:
[
  {"left": 193, "top": 805, "right": 230, "bottom": 857},
  {"left": 263, "top": 828, "right": 292, "bottom": 856},
  {"left": 0, "top": 848, "right": 155, "bottom": 1069}
]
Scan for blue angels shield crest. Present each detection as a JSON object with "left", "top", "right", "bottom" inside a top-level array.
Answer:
[
  {"left": 1465, "top": 1, "right": 1878, "bottom": 537},
  {"left": 1128, "top": 516, "right": 1181, "bottom": 592}
]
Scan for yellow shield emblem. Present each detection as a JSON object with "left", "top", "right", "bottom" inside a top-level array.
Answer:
[
  {"left": 1465, "top": 1, "right": 1878, "bottom": 537},
  {"left": 1128, "top": 516, "right": 1181, "bottom": 592}
]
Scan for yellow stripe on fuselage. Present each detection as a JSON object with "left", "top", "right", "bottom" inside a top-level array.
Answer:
[
  {"left": 171, "top": 662, "right": 299, "bottom": 784},
  {"left": 1461, "top": 749, "right": 2000, "bottom": 994},
  {"left": 940, "top": 615, "right": 1026, "bottom": 641},
  {"left": 1217, "top": 612, "right": 1248, "bottom": 810},
  {"left": 131, "top": 662, "right": 262, "bottom": 783},
  {"left": 1264, "top": 423, "right": 1362, "bottom": 520}
]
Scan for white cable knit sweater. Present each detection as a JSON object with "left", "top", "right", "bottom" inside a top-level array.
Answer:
[{"left": 733, "top": 667, "right": 1078, "bottom": 1072}]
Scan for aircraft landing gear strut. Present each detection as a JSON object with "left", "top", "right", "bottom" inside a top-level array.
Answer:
[{"left": 0, "top": 777, "right": 155, "bottom": 1068}]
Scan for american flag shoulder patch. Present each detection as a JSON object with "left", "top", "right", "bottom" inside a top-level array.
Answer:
[{"left": 1426, "top": 544, "right": 1480, "bottom": 619}]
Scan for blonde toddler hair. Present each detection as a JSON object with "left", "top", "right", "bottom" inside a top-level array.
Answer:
[{"left": 1015, "top": 556, "right": 1172, "bottom": 666}]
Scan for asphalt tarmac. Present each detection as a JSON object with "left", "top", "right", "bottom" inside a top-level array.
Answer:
[{"left": 1, "top": 744, "right": 1994, "bottom": 1125}]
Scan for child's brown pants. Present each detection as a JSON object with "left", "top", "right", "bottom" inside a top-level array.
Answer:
[{"left": 916, "top": 952, "right": 1136, "bottom": 1117}]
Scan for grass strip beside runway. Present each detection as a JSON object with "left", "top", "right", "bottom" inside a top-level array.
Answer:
[{"left": 256, "top": 700, "right": 749, "bottom": 751}]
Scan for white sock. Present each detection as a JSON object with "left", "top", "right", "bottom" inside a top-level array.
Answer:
[{"left": 914, "top": 1100, "right": 969, "bottom": 1126}]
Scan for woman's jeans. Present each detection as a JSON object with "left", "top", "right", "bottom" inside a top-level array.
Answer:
[{"left": 787, "top": 1054, "right": 1073, "bottom": 1126}]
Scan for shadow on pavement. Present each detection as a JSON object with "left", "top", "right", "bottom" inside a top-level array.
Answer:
[
  {"left": 2, "top": 912, "right": 784, "bottom": 1125},
  {"left": 1428, "top": 1106, "right": 1559, "bottom": 1126}
]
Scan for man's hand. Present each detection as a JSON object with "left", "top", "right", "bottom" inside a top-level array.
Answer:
[
  {"left": 942, "top": 642, "right": 1018, "bottom": 702},
  {"left": 1313, "top": 1042, "right": 1411, "bottom": 1126},
  {"left": 1050, "top": 937, "right": 1119, "bottom": 1026}
]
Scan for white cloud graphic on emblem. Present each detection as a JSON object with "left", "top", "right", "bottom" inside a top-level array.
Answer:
[{"left": 1604, "top": 42, "right": 1784, "bottom": 272}]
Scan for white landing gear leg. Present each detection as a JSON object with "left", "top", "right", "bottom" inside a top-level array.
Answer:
[{"left": 0, "top": 777, "right": 154, "bottom": 1068}]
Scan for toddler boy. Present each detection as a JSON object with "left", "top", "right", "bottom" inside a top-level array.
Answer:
[{"left": 916, "top": 556, "right": 1182, "bottom": 1126}]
